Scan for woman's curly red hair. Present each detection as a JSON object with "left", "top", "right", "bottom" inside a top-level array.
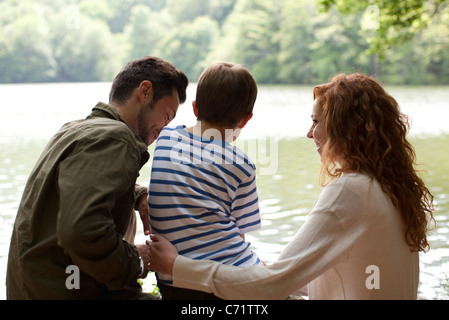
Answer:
[{"left": 313, "top": 73, "right": 435, "bottom": 252}]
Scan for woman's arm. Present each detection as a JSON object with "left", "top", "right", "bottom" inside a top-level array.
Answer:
[
  {"left": 148, "top": 177, "right": 368, "bottom": 300},
  {"left": 149, "top": 208, "right": 350, "bottom": 299}
]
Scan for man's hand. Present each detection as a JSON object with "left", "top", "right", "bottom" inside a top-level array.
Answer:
[
  {"left": 135, "top": 243, "right": 151, "bottom": 279},
  {"left": 136, "top": 194, "right": 150, "bottom": 236}
]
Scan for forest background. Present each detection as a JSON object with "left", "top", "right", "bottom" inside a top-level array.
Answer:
[{"left": 0, "top": 0, "right": 448, "bottom": 85}]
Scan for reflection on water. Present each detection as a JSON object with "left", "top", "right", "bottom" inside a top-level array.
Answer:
[{"left": 1, "top": 83, "right": 448, "bottom": 299}]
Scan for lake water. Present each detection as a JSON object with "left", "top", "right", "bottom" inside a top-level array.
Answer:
[{"left": 1, "top": 82, "right": 448, "bottom": 299}]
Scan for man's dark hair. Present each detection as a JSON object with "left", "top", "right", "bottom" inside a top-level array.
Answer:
[{"left": 109, "top": 56, "right": 189, "bottom": 105}]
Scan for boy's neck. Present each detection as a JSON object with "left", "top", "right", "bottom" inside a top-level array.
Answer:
[{"left": 186, "top": 121, "right": 241, "bottom": 143}]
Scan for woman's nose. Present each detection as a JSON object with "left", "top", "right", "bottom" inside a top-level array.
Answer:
[{"left": 307, "top": 127, "right": 313, "bottom": 139}]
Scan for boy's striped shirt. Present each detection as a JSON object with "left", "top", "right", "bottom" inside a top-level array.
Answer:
[{"left": 148, "top": 126, "right": 261, "bottom": 285}]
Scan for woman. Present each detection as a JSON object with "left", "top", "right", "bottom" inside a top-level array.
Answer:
[{"left": 148, "top": 73, "right": 435, "bottom": 300}]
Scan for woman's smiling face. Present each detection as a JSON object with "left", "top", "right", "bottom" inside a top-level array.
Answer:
[{"left": 307, "top": 100, "right": 326, "bottom": 158}]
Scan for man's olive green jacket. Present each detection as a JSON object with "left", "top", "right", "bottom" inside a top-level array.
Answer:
[{"left": 7, "top": 103, "right": 149, "bottom": 299}]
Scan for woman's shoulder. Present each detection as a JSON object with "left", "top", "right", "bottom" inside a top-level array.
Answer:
[
  {"left": 329, "top": 172, "right": 372, "bottom": 190},
  {"left": 325, "top": 172, "right": 392, "bottom": 216},
  {"left": 319, "top": 172, "right": 379, "bottom": 210}
]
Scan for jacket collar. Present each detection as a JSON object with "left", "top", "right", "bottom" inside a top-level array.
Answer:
[
  {"left": 89, "top": 102, "right": 126, "bottom": 122},
  {"left": 89, "top": 102, "right": 149, "bottom": 166}
]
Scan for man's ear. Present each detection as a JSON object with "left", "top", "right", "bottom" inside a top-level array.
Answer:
[
  {"left": 236, "top": 113, "right": 253, "bottom": 129},
  {"left": 139, "top": 80, "right": 154, "bottom": 105}
]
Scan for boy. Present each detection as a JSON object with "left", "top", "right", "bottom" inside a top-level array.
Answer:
[{"left": 148, "top": 62, "right": 262, "bottom": 299}]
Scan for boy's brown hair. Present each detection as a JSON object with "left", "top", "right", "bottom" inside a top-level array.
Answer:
[{"left": 195, "top": 62, "right": 258, "bottom": 128}]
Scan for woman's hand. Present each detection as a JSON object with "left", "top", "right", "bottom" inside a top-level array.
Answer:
[{"left": 147, "top": 234, "right": 178, "bottom": 276}]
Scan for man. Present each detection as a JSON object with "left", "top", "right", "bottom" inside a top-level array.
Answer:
[{"left": 6, "top": 56, "right": 188, "bottom": 299}]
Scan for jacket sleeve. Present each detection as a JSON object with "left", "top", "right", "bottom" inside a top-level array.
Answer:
[
  {"left": 134, "top": 184, "right": 148, "bottom": 210},
  {"left": 56, "top": 136, "right": 141, "bottom": 290}
]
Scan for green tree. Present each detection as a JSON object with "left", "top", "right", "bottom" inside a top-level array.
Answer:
[
  {"left": 226, "top": 0, "right": 282, "bottom": 83},
  {"left": 419, "top": 8, "right": 449, "bottom": 84},
  {"left": 277, "top": 0, "right": 318, "bottom": 84},
  {"left": 0, "top": 0, "right": 447, "bottom": 85},
  {"left": 318, "top": 0, "right": 449, "bottom": 59},
  {"left": 95, "top": 0, "right": 166, "bottom": 33},
  {"left": 308, "top": 9, "right": 375, "bottom": 83},
  {"left": 0, "top": 3, "right": 55, "bottom": 83},
  {"left": 155, "top": 16, "right": 220, "bottom": 81},
  {"left": 165, "top": 0, "right": 210, "bottom": 24},
  {"left": 79, "top": 0, "right": 115, "bottom": 23},
  {"left": 125, "top": 4, "right": 171, "bottom": 60},
  {"left": 378, "top": 10, "right": 449, "bottom": 85},
  {"left": 208, "top": 0, "right": 237, "bottom": 25},
  {"left": 54, "top": 14, "right": 119, "bottom": 82}
]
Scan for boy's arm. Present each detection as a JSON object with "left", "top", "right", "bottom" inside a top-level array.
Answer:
[{"left": 232, "top": 172, "right": 261, "bottom": 234}]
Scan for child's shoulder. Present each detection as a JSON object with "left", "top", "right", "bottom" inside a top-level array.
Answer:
[{"left": 162, "top": 125, "right": 185, "bottom": 133}]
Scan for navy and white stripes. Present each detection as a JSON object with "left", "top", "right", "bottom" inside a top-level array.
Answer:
[{"left": 148, "top": 126, "right": 261, "bottom": 285}]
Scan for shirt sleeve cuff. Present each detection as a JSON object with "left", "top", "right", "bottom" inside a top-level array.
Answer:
[{"left": 172, "top": 255, "right": 216, "bottom": 294}]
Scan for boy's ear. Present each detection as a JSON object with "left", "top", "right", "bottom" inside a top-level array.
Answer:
[
  {"left": 237, "top": 113, "right": 253, "bottom": 129},
  {"left": 192, "top": 101, "right": 199, "bottom": 118}
]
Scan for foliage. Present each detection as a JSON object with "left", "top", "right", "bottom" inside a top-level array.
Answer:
[
  {"left": 319, "top": 0, "right": 449, "bottom": 59},
  {"left": 0, "top": 0, "right": 448, "bottom": 85}
]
